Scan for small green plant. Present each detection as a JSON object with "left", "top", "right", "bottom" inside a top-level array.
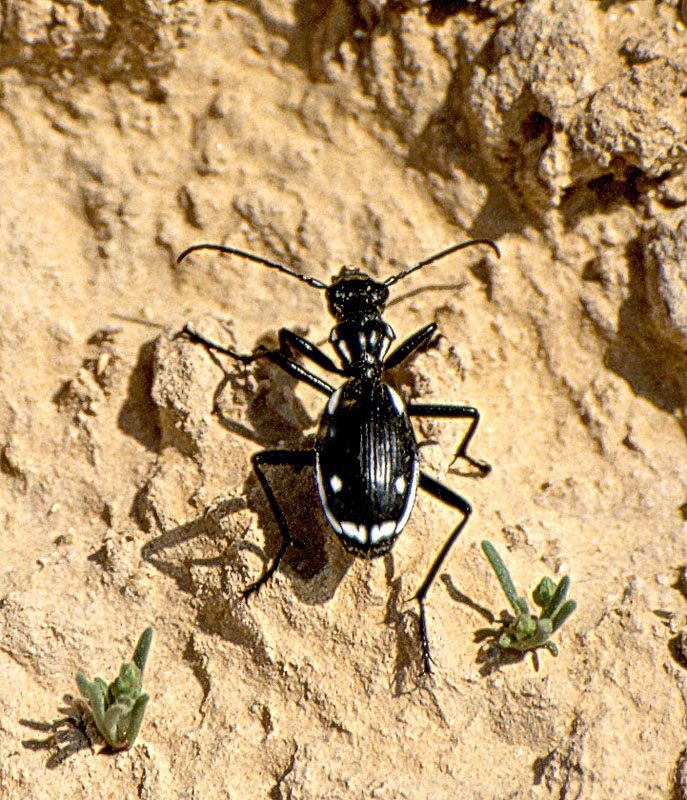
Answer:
[
  {"left": 76, "top": 627, "right": 152, "bottom": 750},
  {"left": 481, "top": 541, "right": 576, "bottom": 660}
]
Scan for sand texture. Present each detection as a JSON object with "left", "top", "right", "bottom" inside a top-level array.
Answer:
[{"left": 1, "top": 1, "right": 687, "bottom": 797}]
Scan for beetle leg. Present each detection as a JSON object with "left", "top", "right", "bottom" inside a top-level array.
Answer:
[
  {"left": 412, "top": 471, "right": 472, "bottom": 674},
  {"left": 278, "top": 328, "right": 345, "bottom": 375},
  {"left": 179, "top": 324, "right": 261, "bottom": 363},
  {"left": 182, "top": 324, "right": 344, "bottom": 374},
  {"left": 245, "top": 449, "right": 317, "bottom": 597},
  {"left": 265, "top": 351, "right": 334, "bottom": 396},
  {"left": 407, "top": 403, "right": 490, "bottom": 475},
  {"left": 383, "top": 323, "right": 437, "bottom": 371},
  {"left": 181, "top": 325, "right": 334, "bottom": 396}
]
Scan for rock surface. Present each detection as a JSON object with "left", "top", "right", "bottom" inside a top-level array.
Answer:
[{"left": 1, "top": 1, "right": 686, "bottom": 797}]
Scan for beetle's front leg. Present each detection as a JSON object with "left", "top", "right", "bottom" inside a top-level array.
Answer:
[
  {"left": 383, "top": 323, "right": 437, "bottom": 371},
  {"left": 181, "top": 324, "right": 344, "bottom": 374},
  {"left": 178, "top": 324, "right": 263, "bottom": 363},
  {"left": 180, "top": 325, "right": 334, "bottom": 396}
]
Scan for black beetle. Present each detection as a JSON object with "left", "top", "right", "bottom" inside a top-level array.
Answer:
[{"left": 177, "top": 237, "right": 499, "bottom": 672}]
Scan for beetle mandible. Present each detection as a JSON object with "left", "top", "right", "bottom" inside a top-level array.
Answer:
[{"left": 177, "top": 238, "right": 500, "bottom": 673}]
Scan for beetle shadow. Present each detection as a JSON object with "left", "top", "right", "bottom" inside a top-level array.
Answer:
[
  {"left": 652, "top": 567, "right": 687, "bottom": 671},
  {"left": 117, "top": 338, "right": 161, "bottom": 453},
  {"left": 201, "top": 330, "right": 321, "bottom": 448},
  {"left": 441, "top": 573, "right": 494, "bottom": 623},
  {"left": 386, "top": 282, "right": 469, "bottom": 309},
  {"left": 141, "top": 476, "right": 353, "bottom": 612},
  {"left": 603, "top": 238, "right": 686, "bottom": 420},
  {"left": 383, "top": 556, "right": 434, "bottom": 692},
  {"left": 141, "top": 497, "right": 247, "bottom": 596},
  {"left": 207, "top": 335, "right": 357, "bottom": 603},
  {"left": 238, "top": 453, "right": 356, "bottom": 606},
  {"left": 140, "top": 334, "right": 356, "bottom": 630}
]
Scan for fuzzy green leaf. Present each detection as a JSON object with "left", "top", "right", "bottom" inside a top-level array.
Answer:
[
  {"left": 132, "top": 627, "right": 153, "bottom": 674},
  {"left": 482, "top": 541, "right": 520, "bottom": 613}
]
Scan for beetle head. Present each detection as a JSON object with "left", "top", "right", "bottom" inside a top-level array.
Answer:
[{"left": 326, "top": 268, "right": 389, "bottom": 322}]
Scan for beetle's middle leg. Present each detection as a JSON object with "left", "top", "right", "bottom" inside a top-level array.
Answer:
[{"left": 407, "top": 403, "right": 490, "bottom": 475}]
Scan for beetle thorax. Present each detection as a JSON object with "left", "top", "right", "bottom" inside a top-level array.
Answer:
[
  {"left": 329, "top": 318, "right": 395, "bottom": 376},
  {"left": 326, "top": 270, "right": 395, "bottom": 375}
]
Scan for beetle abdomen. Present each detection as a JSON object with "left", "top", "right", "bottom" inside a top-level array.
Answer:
[{"left": 316, "top": 378, "right": 418, "bottom": 557}]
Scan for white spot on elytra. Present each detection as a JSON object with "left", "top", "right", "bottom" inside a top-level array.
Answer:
[
  {"left": 341, "top": 521, "right": 367, "bottom": 544},
  {"left": 394, "top": 476, "right": 406, "bottom": 494},
  {"left": 330, "top": 474, "right": 343, "bottom": 493},
  {"left": 387, "top": 386, "right": 404, "bottom": 415},
  {"left": 316, "top": 454, "right": 342, "bottom": 536},
  {"left": 370, "top": 521, "right": 396, "bottom": 545}
]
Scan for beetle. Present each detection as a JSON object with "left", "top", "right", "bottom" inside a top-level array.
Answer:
[{"left": 176, "top": 237, "right": 500, "bottom": 673}]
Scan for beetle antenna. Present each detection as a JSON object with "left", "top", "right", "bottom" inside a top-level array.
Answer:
[
  {"left": 176, "top": 243, "right": 328, "bottom": 290},
  {"left": 383, "top": 238, "right": 500, "bottom": 287}
]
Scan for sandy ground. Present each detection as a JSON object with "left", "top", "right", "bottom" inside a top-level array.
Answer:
[{"left": 1, "top": 0, "right": 687, "bottom": 797}]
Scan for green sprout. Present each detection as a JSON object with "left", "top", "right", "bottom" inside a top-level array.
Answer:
[
  {"left": 480, "top": 541, "right": 576, "bottom": 660},
  {"left": 76, "top": 627, "right": 152, "bottom": 750}
]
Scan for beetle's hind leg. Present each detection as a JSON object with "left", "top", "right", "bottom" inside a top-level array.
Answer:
[
  {"left": 244, "top": 449, "right": 317, "bottom": 597},
  {"left": 407, "top": 403, "right": 490, "bottom": 475},
  {"left": 412, "top": 471, "right": 472, "bottom": 674}
]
